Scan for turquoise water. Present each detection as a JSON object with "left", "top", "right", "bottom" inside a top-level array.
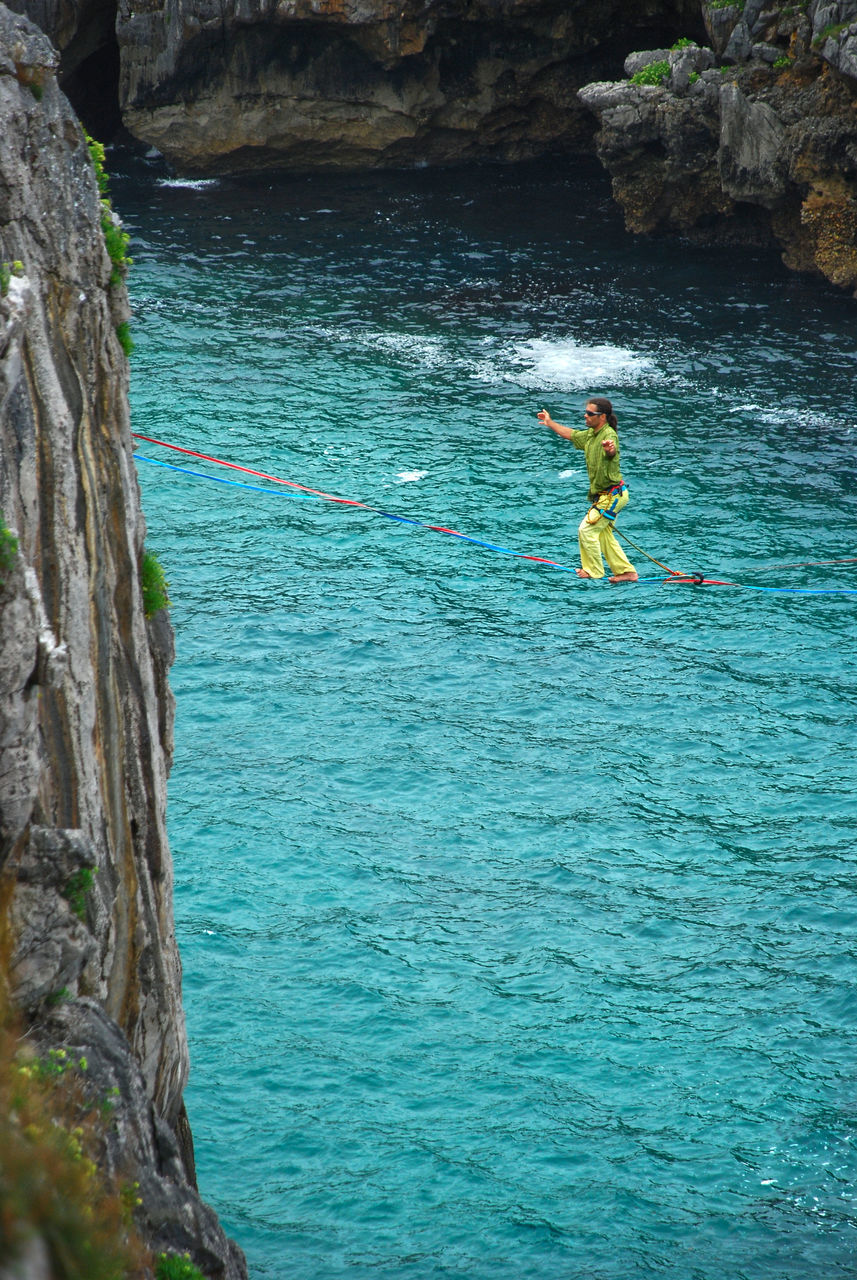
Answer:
[{"left": 116, "top": 154, "right": 857, "bottom": 1279}]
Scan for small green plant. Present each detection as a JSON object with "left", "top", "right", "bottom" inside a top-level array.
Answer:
[
  {"left": 18, "top": 1048, "right": 88, "bottom": 1085},
  {"left": 20, "top": 1048, "right": 70, "bottom": 1082},
  {"left": 156, "top": 1252, "right": 208, "bottom": 1280},
  {"left": 84, "top": 131, "right": 110, "bottom": 197},
  {"left": 0, "top": 508, "right": 19, "bottom": 589},
  {"left": 141, "top": 549, "right": 170, "bottom": 618},
  {"left": 773, "top": 54, "right": 793, "bottom": 68},
  {"left": 102, "top": 213, "right": 132, "bottom": 287},
  {"left": 84, "top": 129, "right": 133, "bottom": 288},
  {"left": 44, "top": 988, "right": 71, "bottom": 1008},
  {"left": 0, "top": 260, "right": 24, "bottom": 297},
  {"left": 630, "top": 59, "right": 670, "bottom": 86},
  {"left": 671, "top": 37, "right": 695, "bottom": 50},
  {"left": 116, "top": 321, "right": 134, "bottom": 357},
  {"left": 813, "top": 20, "right": 849, "bottom": 46},
  {"left": 99, "top": 1085, "right": 121, "bottom": 1121},
  {"left": 62, "top": 868, "right": 96, "bottom": 920},
  {"left": 707, "top": 0, "right": 742, "bottom": 9},
  {"left": 119, "top": 1180, "right": 143, "bottom": 1225},
  {"left": 689, "top": 70, "right": 701, "bottom": 83}
]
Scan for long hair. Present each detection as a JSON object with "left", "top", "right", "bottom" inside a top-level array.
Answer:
[{"left": 589, "top": 396, "right": 618, "bottom": 430}]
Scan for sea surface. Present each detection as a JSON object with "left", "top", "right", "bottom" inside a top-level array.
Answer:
[{"left": 113, "top": 152, "right": 857, "bottom": 1280}]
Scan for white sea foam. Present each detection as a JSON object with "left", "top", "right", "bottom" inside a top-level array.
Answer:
[
  {"left": 363, "top": 331, "right": 449, "bottom": 368},
  {"left": 558, "top": 469, "right": 580, "bottom": 480},
  {"left": 504, "top": 338, "right": 659, "bottom": 392},
  {"left": 156, "top": 177, "right": 221, "bottom": 190},
  {"left": 309, "top": 325, "right": 663, "bottom": 394},
  {"left": 395, "top": 470, "right": 428, "bottom": 483}
]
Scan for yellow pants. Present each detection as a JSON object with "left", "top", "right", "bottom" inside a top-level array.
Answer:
[{"left": 577, "top": 488, "right": 635, "bottom": 579}]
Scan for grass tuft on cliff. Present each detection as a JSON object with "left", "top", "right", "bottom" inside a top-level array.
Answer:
[
  {"left": 0, "top": 259, "right": 24, "bottom": 297},
  {"left": 0, "top": 508, "right": 19, "bottom": 589},
  {"left": 630, "top": 59, "right": 670, "bottom": 86},
  {"left": 84, "top": 130, "right": 133, "bottom": 289},
  {"left": 141, "top": 549, "right": 171, "bottom": 618},
  {"left": 156, "top": 1252, "right": 208, "bottom": 1280}
]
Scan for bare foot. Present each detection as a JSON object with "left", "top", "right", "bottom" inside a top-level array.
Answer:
[
  {"left": 608, "top": 571, "right": 639, "bottom": 584},
  {"left": 576, "top": 569, "right": 592, "bottom": 579}
]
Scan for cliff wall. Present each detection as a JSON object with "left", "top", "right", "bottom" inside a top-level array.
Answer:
[
  {"left": 6, "top": 0, "right": 857, "bottom": 292},
  {"left": 110, "top": 0, "right": 703, "bottom": 173},
  {"left": 8, "top": 0, "right": 705, "bottom": 172},
  {"left": 0, "top": 7, "right": 246, "bottom": 1274},
  {"left": 578, "top": 0, "right": 857, "bottom": 294}
]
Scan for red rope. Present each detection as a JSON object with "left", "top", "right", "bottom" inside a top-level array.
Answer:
[{"left": 131, "top": 433, "right": 371, "bottom": 509}]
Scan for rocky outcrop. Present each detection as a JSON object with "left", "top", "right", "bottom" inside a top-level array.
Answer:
[
  {"left": 0, "top": 7, "right": 246, "bottom": 1274},
  {"left": 578, "top": 0, "right": 857, "bottom": 293},
  {"left": 109, "top": 0, "right": 703, "bottom": 173},
  {"left": 5, "top": 0, "right": 705, "bottom": 171}
]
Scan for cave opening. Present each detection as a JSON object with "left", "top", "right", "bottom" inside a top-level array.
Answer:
[{"left": 57, "top": 0, "right": 123, "bottom": 143}]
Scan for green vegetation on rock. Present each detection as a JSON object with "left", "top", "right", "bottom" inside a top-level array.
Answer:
[
  {"left": 0, "top": 259, "right": 24, "bottom": 297},
  {"left": 0, "top": 998, "right": 143, "bottom": 1279},
  {"left": 156, "top": 1252, "right": 208, "bottom": 1280},
  {"left": 84, "top": 130, "right": 133, "bottom": 289},
  {"left": 141, "top": 549, "right": 170, "bottom": 618},
  {"left": 0, "top": 508, "right": 18, "bottom": 588},
  {"left": 630, "top": 60, "right": 670, "bottom": 86},
  {"left": 62, "top": 867, "right": 96, "bottom": 920}
]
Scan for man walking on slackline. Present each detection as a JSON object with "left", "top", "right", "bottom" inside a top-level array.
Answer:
[{"left": 538, "top": 397, "right": 638, "bottom": 582}]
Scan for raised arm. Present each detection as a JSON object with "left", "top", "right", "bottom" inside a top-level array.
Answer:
[{"left": 537, "top": 409, "right": 574, "bottom": 441}]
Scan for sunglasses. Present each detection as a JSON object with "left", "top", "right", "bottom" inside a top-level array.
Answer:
[{"left": 583, "top": 410, "right": 603, "bottom": 417}]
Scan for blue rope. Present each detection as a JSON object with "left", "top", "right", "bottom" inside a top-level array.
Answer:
[
  {"left": 135, "top": 454, "right": 857, "bottom": 595},
  {"left": 135, "top": 454, "right": 314, "bottom": 497},
  {"left": 137, "top": 452, "right": 582, "bottom": 574},
  {"left": 705, "top": 583, "right": 857, "bottom": 596}
]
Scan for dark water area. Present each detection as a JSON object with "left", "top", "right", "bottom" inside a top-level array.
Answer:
[{"left": 112, "top": 149, "right": 857, "bottom": 1279}]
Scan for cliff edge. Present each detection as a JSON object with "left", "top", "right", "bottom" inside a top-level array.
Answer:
[
  {"left": 0, "top": 6, "right": 247, "bottom": 1275},
  {"left": 577, "top": 0, "right": 857, "bottom": 294}
]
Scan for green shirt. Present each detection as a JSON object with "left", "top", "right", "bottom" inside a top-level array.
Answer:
[{"left": 569, "top": 423, "right": 624, "bottom": 498}]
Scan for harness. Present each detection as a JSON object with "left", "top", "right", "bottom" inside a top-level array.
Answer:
[{"left": 588, "top": 481, "right": 627, "bottom": 522}]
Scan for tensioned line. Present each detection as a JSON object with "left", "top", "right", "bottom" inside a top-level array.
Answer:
[{"left": 131, "top": 433, "right": 857, "bottom": 597}]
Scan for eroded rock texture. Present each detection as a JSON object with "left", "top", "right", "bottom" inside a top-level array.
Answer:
[
  {"left": 578, "top": 0, "right": 857, "bottom": 293},
  {"left": 0, "top": 8, "right": 246, "bottom": 1273},
  {"left": 111, "top": 0, "right": 703, "bottom": 174},
  {"left": 6, "top": 0, "right": 702, "bottom": 172}
]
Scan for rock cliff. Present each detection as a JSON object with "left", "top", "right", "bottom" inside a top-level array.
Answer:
[
  {"left": 8, "top": 0, "right": 705, "bottom": 172},
  {"left": 111, "top": 0, "right": 704, "bottom": 173},
  {"left": 0, "top": 7, "right": 246, "bottom": 1274},
  {"left": 6, "top": 0, "right": 857, "bottom": 292},
  {"left": 578, "top": 0, "right": 857, "bottom": 293}
]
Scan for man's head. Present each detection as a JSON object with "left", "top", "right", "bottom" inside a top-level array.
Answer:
[{"left": 584, "top": 397, "right": 614, "bottom": 428}]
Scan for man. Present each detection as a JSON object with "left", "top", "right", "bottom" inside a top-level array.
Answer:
[{"left": 537, "top": 397, "right": 638, "bottom": 583}]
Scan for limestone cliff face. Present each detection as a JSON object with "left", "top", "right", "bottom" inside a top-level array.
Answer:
[
  {"left": 9, "top": 0, "right": 704, "bottom": 173},
  {"left": 110, "top": 0, "right": 703, "bottom": 174},
  {"left": 577, "top": 0, "right": 857, "bottom": 293},
  {"left": 0, "top": 7, "right": 246, "bottom": 1273},
  {"left": 5, "top": 0, "right": 857, "bottom": 289}
]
